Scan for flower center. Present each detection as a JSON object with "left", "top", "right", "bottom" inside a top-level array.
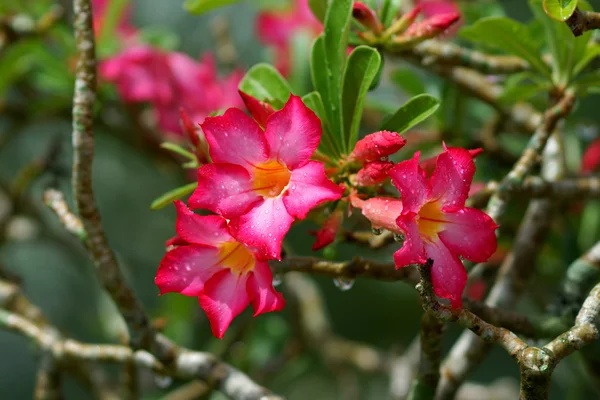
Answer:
[
  {"left": 417, "top": 200, "right": 447, "bottom": 241},
  {"left": 217, "top": 242, "right": 256, "bottom": 275},
  {"left": 252, "top": 159, "right": 291, "bottom": 198}
]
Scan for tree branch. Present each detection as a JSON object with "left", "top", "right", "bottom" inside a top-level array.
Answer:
[{"left": 566, "top": 7, "right": 600, "bottom": 36}]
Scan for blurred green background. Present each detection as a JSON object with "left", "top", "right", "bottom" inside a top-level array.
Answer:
[{"left": 2, "top": 0, "right": 600, "bottom": 399}]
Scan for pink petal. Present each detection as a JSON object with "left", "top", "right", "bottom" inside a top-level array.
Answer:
[
  {"left": 264, "top": 95, "right": 321, "bottom": 170},
  {"left": 229, "top": 198, "right": 293, "bottom": 260},
  {"left": 582, "top": 138, "right": 600, "bottom": 175},
  {"left": 430, "top": 147, "right": 475, "bottom": 210},
  {"left": 198, "top": 270, "right": 250, "bottom": 338},
  {"left": 201, "top": 108, "right": 269, "bottom": 169},
  {"left": 173, "top": 201, "right": 232, "bottom": 246},
  {"left": 394, "top": 215, "right": 428, "bottom": 267},
  {"left": 351, "top": 196, "right": 403, "bottom": 233},
  {"left": 437, "top": 207, "right": 498, "bottom": 263},
  {"left": 312, "top": 209, "right": 343, "bottom": 250},
  {"left": 424, "top": 239, "right": 467, "bottom": 309},
  {"left": 356, "top": 161, "right": 395, "bottom": 186},
  {"left": 389, "top": 152, "right": 430, "bottom": 213},
  {"left": 256, "top": 12, "right": 294, "bottom": 47},
  {"left": 189, "top": 163, "right": 262, "bottom": 218},
  {"left": 247, "top": 261, "right": 285, "bottom": 316},
  {"left": 350, "top": 131, "right": 406, "bottom": 162},
  {"left": 239, "top": 90, "right": 275, "bottom": 129},
  {"left": 283, "top": 161, "right": 344, "bottom": 219},
  {"left": 155, "top": 245, "right": 221, "bottom": 296}
]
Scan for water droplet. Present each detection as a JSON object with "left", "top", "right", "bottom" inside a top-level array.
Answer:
[
  {"left": 371, "top": 227, "right": 383, "bottom": 235},
  {"left": 154, "top": 374, "right": 173, "bottom": 389},
  {"left": 393, "top": 232, "right": 405, "bottom": 243},
  {"left": 272, "top": 273, "right": 282, "bottom": 287},
  {"left": 333, "top": 276, "right": 355, "bottom": 291}
]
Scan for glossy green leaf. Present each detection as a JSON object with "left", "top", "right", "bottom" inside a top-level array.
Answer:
[
  {"left": 542, "top": 0, "right": 578, "bottom": 21},
  {"left": 342, "top": 46, "right": 381, "bottom": 151},
  {"left": 160, "top": 143, "right": 196, "bottom": 161},
  {"left": 380, "top": 94, "right": 440, "bottom": 134},
  {"left": 150, "top": 182, "right": 198, "bottom": 210},
  {"left": 391, "top": 68, "right": 427, "bottom": 97},
  {"left": 574, "top": 71, "right": 600, "bottom": 94},
  {"left": 308, "top": 0, "right": 328, "bottom": 23},
  {"left": 323, "top": 0, "right": 353, "bottom": 154},
  {"left": 460, "top": 17, "right": 552, "bottom": 77},
  {"left": 288, "top": 31, "right": 313, "bottom": 95},
  {"left": 239, "top": 63, "right": 293, "bottom": 108},
  {"left": 310, "top": 36, "right": 331, "bottom": 120},
  {"left": 380, "top": 0, "right": 403, "bottom": 27},
  {"left": 183, "top": 0, "right": 240, "bottom": 14},
  {"left": 302, "top": 91, "right": 337, "bottom": 157}
]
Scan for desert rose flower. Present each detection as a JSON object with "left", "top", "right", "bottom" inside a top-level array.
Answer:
[
  {"left": 155, "top": 201, "right": 284, "bottom": 338},
  {"left": 190, "top": 95, "right": 343, "bottom": 260},
  {"left": 256, "top": 0, "right": 322, "bottom": 76},
  {"left": 352, "top": 147, "right": 497, "bottom": 308}
]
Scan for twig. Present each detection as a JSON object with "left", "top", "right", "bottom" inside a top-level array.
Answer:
[
  {"left": 343, "top": 229, "right": 395, "bottom": 249},
  {"left": 43, "top": 189, "right": 86, "bottom": 241},
  {"left": 271, "top": 256, "right": 419, "bottom": 283},
  {"left": 162, "top": 381, "right": 211, "bottom": 400},
  {"left": 411, "top": 40, "right": 530, "bottom": 74},
  {"left": 34, "top": 354, "right": 63, "bottom": 400},
  {"left": 486, "top": 91, "right": 576, "bottom": 222},
  {"left": 567, "top": 7, "right": 600, "bottom": 37}
]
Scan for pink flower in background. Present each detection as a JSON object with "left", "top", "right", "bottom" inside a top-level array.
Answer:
[
  {"left": 256, "top": 0, "right": 322, "bottom": 76},
  {"left": 92, "top": 0, "right": 137, "bottom": 39},
  {"left": 101, "top": 48, "right": 243, "bottom": 135},
  {"left": 389, "top": 147, "right": 497, "bottom": 308},
  {"left": 581, "top": 138, "right": 600, "bottom": 175},
  {"left": 415, "top": 0, "right": 462, "bottom": 35},
  {"left": 190, "top": 95, "right": 343, "bottom": 260},
  {"left": 155, "top": 201, "right": 284, "bottom": 338}
]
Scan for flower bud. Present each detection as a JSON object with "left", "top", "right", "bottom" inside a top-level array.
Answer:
[
  {"left": 179, "top": 108, "right": 200, "bottom": 148},
  {"left": 356, "top": 161, "right": 394, "bottom": 186},
  {"left": 312, "top": 209, "right": 343, "bottom": 251},
  {"left": 385, "top": 6, "right": 421, "bottom": 37},
  {"left": 401, "top": 12, "right": 460, "bottom": 41},
  {"left": 350, "top": 130, "right": 406, "bottom": 162},
  {"left": 352, "top": 2, "right": 383, "bottom": 34}
]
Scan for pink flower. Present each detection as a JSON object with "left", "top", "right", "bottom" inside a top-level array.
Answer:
[
  {"left": 190, "top": 95, "right": 343, "bottom": 260},
  {"left": 155, "top": 201, "right": 285, "bottom": 338},
  {"left": 312, "top": 209, "right": 343, "bottom": 251},
  {"left": 389, "top": 147, "right": 497, "bottom": 308},
  {"left": 581, "top": 138, "right": 600, "bottom": 175},
  {"left": 92, "top": 0, "right": 137, "bottom": 39},
  {"left": 352, "top": 147, "right": 497, "bottom": 308},
  {"left": 256, "top": 0, "right": 322, "bottom": 76},
  {"left": 101, "top": 48, "right": 243, "bottom": 135}
]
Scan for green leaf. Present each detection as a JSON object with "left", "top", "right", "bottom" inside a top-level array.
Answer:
[
  {"left": 184, "top": 0, "right": 240, "bottom": 14},
  {"left": 574, "top": 71, "right": 600, "bottom": 94},
  {"left": 573, "top": 42, "right": 600, "bottom": 77},
  {"left": 308, "top": 0, "right": 328, "bottom": 23},
  {"left": 342, "top": 46, "right": 381, "bottom": 152},
  {"left": 323, "top": 0, "right": 353, "bottom": 154},
  {"left": 542, "top": 0, "right": 578, "bottom": 21},
  {"left": 288, "top": 31, "right": 313, "bottom": 95},
  {"left": 380, "top": 94, "right": 440, "bottom": 134},
  {"left": 380, "top": 0, "right": 403, "bottom": 27},
  {"left": 150, "top": 182, "right": 198, "bottom": 210},
  {"left": 391, "top": 68, "right": 427, "bottom": 97},
  {"left": 239, "top": 63, "right": 293, "bottom": 108},
  {"left": 97, "top": 0, "right": 128, "bottom": 55},
  {"left": 500, "top": 82, "right": 548, "bottom": 104},
  {"left": 460, "top": 17, "right": 552, "bottom": 77},
  {"left": 302, "top": 91, "right": 337, "bottom": 157},
  {"left": 160, "top": 143, "right": 197, "bottom": 161}
]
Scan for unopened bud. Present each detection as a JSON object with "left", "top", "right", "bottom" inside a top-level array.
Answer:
[
  {"left": 350, "top": 130, "right": 406, "bottom": 162},
  {"left": 353, "top": 2, "right": 383, "bottom": 34},
  {"left": 312, "top": 209, "right": 343, "bottom": 251},
  {"left": 356, "top": 161, "right": 394, "bottom": 186},
  {"left": 384, "top": 6, "right": 421, "bottom": 37}
]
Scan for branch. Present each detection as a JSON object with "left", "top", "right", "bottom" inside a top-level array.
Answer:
[
  {"left": 343, "top": 229, "right": 395, "bottom": 249},
  {"left": 43, "top": 189, "right": 86, "bottom": 241},
  {"left": 566, "top": 7, "right": 600, "bottom": 36},
  {"left": 410, "top": 40, "right": 530, "bottom": 74},
  {"left": 34, "top": 354, "right": 63, "bottom": 400}
]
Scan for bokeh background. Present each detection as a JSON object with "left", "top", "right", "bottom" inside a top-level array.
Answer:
[{"left": 2, "top": 0, "right": 600, "bottom": 398}]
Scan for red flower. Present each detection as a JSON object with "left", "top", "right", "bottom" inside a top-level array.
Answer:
[
  {"left": 155, "top": 201, "right": 284, "bottom": 338},
  {"left": 101, "top": 48, "right": 243, "bottom": 135},
  {"left": 389, "top": 147, "right": 498, "bottom": 308},
  {"left": 190, "top": 95, "right": 343, "bottom": 260},
  {"left": 256, "top": 0, "right": 322, "bottom": 76},
  {"left": 581, "top": 138, "right": 600, "bottom": 175}
]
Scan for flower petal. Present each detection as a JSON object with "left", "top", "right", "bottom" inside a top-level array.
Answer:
[
  {"left": 582, "top": 138, "right": 600, "bottom": 175},
  {"left": 437, "top": 207, "right": 498, "bottom": 263},
  {"left": 356, "top": 161, "right": 394, "bottom": 186},
  {"left": 430, "top": 147, "right": 475, "bottom": 210},
  {"left": 198, "top": 270, "right": 250, "bottom": 338},
  {"left": 247, "top": 261, "right": 285, "bottom": 316},
  {"left": 351, "top": 196, "right": 403, "bottom": 233},
  {"left": 389, "top": 152, "right": 429, "bottom": 213},
  {"left": 201, "top": 108, "right": 269, "bottom": 169},
  {"left": 239, "top": 90, "right": 275, "bottom": 129},
  {"left": 174, "top": 201, "right": 232, "bottom": 246},
  {"left": 155, "top": 245, "right": 221, "bottom": 296},
  {"left": 264, "top": 95, "right": 321, "bottom": 169},
  {"left": 283, "top": 161, "right": 344, "bottom": 219},
  {"left": 424, "top": 240, "right": 467, "bottom": 309},
  {"left": 189, "top": 163, "right": 262, "bottom": 218},
  {"left": 394, "top": 215, "right": 427, "bottom": 267},
  {"left": 229, "top": 198, "right": 293, "bottom": 260}
]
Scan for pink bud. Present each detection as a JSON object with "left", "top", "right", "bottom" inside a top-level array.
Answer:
[
  {"left": 239, "top": 90, "right": 276, "bottom": 129},
  {"left": 179, "top": 108, "right": 200, "bottom": 148},
  {"left": 402, "top": 12, "right": 460, "bottom": 40},
  {"left": 350, "top": 130, "right": 406, "bottom": 162},
  {"left": 353, "top": 2, "right": 383, "bottom": 34},
  {"left": 581, "top": 138, "right": 600, "bottom": 175},
  {"left": 385, "top": 6, "right": 422, "bottom": 36},
  {"left": 356, "top": 161, "right": 395, "bottom": 186},
  {"left": 312, "top": 209, "right": 343, "bottom": 251}
]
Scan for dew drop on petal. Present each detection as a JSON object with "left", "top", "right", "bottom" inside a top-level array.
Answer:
[{"left": 333, "top": 276, "right": 355, "bottom": 291}]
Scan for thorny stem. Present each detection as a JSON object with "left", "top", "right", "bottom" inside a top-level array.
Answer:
[{"left": 567, "top": 8, "right": 600, "bottom": 37}]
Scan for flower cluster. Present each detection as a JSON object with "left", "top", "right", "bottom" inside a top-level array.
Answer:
[{"left": 156, "top": 94, "right": 343, "bottom": 337}]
